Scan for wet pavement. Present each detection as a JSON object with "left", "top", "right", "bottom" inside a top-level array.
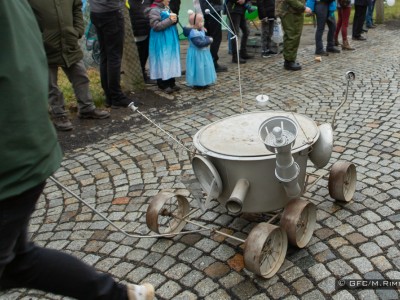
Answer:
[{"left": 1, "top": 22, "right": 400, "bottom": 300}]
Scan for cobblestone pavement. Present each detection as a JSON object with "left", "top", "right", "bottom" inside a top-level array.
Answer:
[{"left": 1, "top": 24, "right": 399, "bottom": 300}]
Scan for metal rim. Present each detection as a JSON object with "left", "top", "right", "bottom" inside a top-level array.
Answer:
[
  {"left": 146, "top": 192, "right": 190, "bottom": 235},
  {"left": 244, "top": 223, "right": 288, "bottom": 278},
  {"left": 280, "top": 199, "right": 316, "bottom": 248},
  {"left": 192, "top": 155, "right": 223, "bottom": 199},
  {"left": 328, "top": 161, "right": 357, "bottom": 202}
]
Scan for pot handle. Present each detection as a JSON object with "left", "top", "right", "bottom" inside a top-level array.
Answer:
[{"left": 331, "top": 71, "right": 355, "bottom": 130}]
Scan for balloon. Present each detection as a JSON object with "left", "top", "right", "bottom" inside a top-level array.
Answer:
[{"left": 387, "top": 0, "right": 395, "bottom": 6}]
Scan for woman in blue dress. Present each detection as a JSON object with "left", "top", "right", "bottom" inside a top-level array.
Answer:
[
  {"left": 183, "top": 10, "right": 216, "bottom": 89},
  {"left": 147, "top": 0, "right": 181, "bottom": 94}
]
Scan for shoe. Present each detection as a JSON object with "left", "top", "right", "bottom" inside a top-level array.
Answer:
[
  {"left": 367, "top": 24, "right": 376, "bottom": 28},
  {"left": 172, "top": 85, "right": 181, "bottom": 92},
  {"left": 240, "top": 51, "right": 254, "bottom": 59},
  {"left": 52, "top": 115, "right": 73, "bottom": 131},
  {"left": 352, "top": 35, "right": 367, "bottom": 41},
  {"left": 78, "top": 109, "right": 110, "bottom": 119},
  {"left": 144, "top": 78, "right": 156, "bottom": 85},
  {"left": 214, "top": 63, "right": 228, "bottom": 72},
  {"left": 362, "top": 28, "right": 368, "bottom": 33},
  {"left": 127, "top": 283, "right": 154, "bottom": 300},
  {"left": 315, "top": 51, "right": 329, "bottom": 56},
  {"left": 327, "top": 47, "right": 341, "bottom": 53},
  {"left": 160, "top": 87, "right": 174, "bottom": 94},
  {"left": 334, "top": 39, "right": 340, "bottom": 46},
  {"left": 111, "top": 98, "right": 132, "bottom": 108},
  {"left": 342, "top": 40, "right": 355, "bottom": 51},
  {"left": 284, "top": 60, "right": 302, "bottom": 71},
  {"left": 232, "top": 56, "right": 246, "bottom": 64}
]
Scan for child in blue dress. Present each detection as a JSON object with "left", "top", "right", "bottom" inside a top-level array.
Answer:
[
  {"left": 147, "top": 0, "right": 181, "bottom": 94},
  {"left": 183, "top": 10, "right": 216, "bottom": 89}
]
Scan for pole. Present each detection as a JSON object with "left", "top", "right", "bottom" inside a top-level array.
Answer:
[{"left": 375, "top": 0, "right": 384, "bottom": 24}]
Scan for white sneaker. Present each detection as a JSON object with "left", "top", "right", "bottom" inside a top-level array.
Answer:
[{"left": 127, "top": 283, "right": 155, "bottom": 300}]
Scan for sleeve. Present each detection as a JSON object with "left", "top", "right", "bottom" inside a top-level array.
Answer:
[
  {"left": 148, "top": 8, "right": 174, "bottom": 31},
  {"left": 73, "top": 0, "right": 84, "bottom": 37},
  {"left": 189, "top": 30, "right": 212, "bottom": 48}
]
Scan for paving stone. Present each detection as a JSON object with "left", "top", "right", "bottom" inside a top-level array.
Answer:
[
  {"left": 281, "top": 266, "right": 304, "bottom": 283},
  {"left": 301, "top": 290, "right": 326, "bottom": 300},
  {"left": 231, "top": 280, "right": 258, "bottom": 299},
  {"left": 194, "top": 278, "right": 219, "bottom": 298},
  {"left": 267, "top": 282, "right": 290, "bottom": 299},
  {"left": 219, "top": 272, "right": 245, "bottom": 289},
  {"left": 350, "top": 257, "right": 374, "bottom": 273},
  {"left": 204, "top": 289, "right": 231, "bottom": 300},
  {"left": 357, "top": 290, "right": 379, "bottom": 300},
  {"left": 292, "top": 277, "right": 313, "bottom": 295},
  {"left": 327, "top": 259, "right": 353, "bottom": 277},
  {"left": 158, "top": 281, "right": 182, "bottom": 299},
  {"left": 180, "top": 270, "right": 204, "bottom": 287},
  {"left": 359, "top": 242, "right": 383, "bottom": 257},
  {"left": 332, "top": 290, "right": 355, "bottom": 300},
  {"left": 308, "top": 264, "right": 331, "bottom": 282},
  {"left": 358, "top": 224, "right": 382, "bottom": 237},
  {"left": 204, "top": 262, "right": 230, "bottom": 278},
  {"left": 317, "top": 276, "right": 336, "bottom": 294}
]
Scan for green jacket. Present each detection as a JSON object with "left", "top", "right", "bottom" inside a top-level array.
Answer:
[
  {"left": 28, "top": 0, "right": 84, "bottom": 67},
  {"left": 0, "top": 0, "right": 62, "bottom": 201},
  {"left": 276, "top": 0, "right": 306, "bottom": 17}
]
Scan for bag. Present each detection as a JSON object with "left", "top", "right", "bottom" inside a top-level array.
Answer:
[{"left": 271, "top": 18, "right": 284, "bottom": 44}]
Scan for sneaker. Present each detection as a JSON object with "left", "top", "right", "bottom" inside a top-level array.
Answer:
[
  {"left": 127, "top": 283, "right": 154, "bottom": 300},
  {"left": 78, "top": 109, "right": 110, "bottom": 119},
  {"left": 52, "top": 115, "right": 73, "bottom": 131},
  {"left": 262, "top": 51, "right": 271, "bottom": 58},
  {"left": 111, "top": 98, "right": 132, "bottom": 109},
  {"left": 315, "top": 50, "right": 329, "bottom": 56}
]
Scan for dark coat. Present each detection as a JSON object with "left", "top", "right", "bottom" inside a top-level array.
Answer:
[
  {"left": 257, "top": 0, "right": 275, "bottom": 19},
  {"left": 226, "top": 0, "right": 252, "bottom": 14},
  {"left": 128, "top": 0, "right": 152, "bottom": 37},
  {"left": 169, "top": 0, "right": 181, "bottom": 14},
  {"left": 28, "top": 0, "right": 84, "bottom": 67}
]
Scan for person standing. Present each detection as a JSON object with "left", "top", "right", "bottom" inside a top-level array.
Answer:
[
  {"left": 200, "top": 0, "right": 228, "bottom": 72},
  {"left": 147, "top": 0, "right": 181, "bottom": 94},
  {"left": 365, "top": 0, "right": 376, "bottom": 28},
  {"left": 334, "top": 0, "right": 355, "bottom": 50},
  {"left": 89, "top": 0, "right": 141, "bottom": 108},
  {"left": 0, "top": 1, "right": 154, "bottom": 299},
  {"left": 306, "top": 0, "right": 340, "bottom": 56},
  {"left": 183, "top": 10, "right": 217, "bottom": 88},
  {"left": 352, "top": 0, "right": 369, "bottom": 40},
  {"left": 128, "top": 0, "right": 156, "bottom": 84},
  {"left": 256, "top": 0, "right": 277, "bottom": 58},
  {"left": 226, "top": 0, "right": 255, "bottom": 64},
  {"left": 28, "top": 0, "right": 110, "bottom": 131},
  {"left": 276, "top": 0, "right": 312, "bottom": 70}
]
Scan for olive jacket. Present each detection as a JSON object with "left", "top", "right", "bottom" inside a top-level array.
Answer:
[{"left": 28, "top": 0, "right": 84, "bottom": 67}]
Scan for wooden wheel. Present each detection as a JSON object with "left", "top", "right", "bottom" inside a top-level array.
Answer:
[
  {"left": 244, "top": 223, "right": 288, "bottom": 278},
  {"left": 281, "top": 199, "right": 316, "bottom": 248},
  {"left": 328, "top": 161, "right": 357, "bottom": 202},
  {"left": 146, "top": 192, "right": 190, "bottom": 235}
]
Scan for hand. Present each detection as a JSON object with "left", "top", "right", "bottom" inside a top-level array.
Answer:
[
  {"left": 170, "top": 13, "right": 177, "bottom": 23},
  {"left": 237, "top": 0, "right": 245, "bottom": 4},
  {"left": 210, "top": 37, "right": 213, "bottom": 42},
  {"left": 304, "top": 7, "right": 312, "bottom": 14}
]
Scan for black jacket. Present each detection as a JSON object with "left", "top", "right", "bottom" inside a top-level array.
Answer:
[
  {"left": 256, "top": 0, "right": 275, "bottom": 19},
  {"left": 128, "top": 0, "right": 152, "bottom": 37}
]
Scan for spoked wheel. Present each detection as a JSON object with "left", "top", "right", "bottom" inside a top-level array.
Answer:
[
  {"left": 244, "top": 223, "right": 288, "bottom": 278},
  {"left": 146, "top": 192, "right": 190, "bottom": 235},
  {"left": 328, "top": 161, "right": 357, "bottom": 202},
  {"left": 280, "top": 199, "right": 316, "bottom": 248}
]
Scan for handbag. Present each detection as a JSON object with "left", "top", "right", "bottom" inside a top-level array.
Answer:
[{"left": 271, "top": 18, "right": 284, "bottom": 44}]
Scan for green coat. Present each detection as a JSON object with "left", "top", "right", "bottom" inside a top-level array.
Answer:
[
  {"left": 28, "top": 0, "right": 84, "bottom": 67},
  {"left": 276, "top": 0, "right": 306, "bottom": 17}
]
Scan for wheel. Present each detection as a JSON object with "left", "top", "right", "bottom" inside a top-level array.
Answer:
[
  {"left": 328, "top": 161, "right": 357, "bottom": 202},
  {"left": 280, "top": 199, "right": 316, "bottom": 248},
  {"left": 92, "top": 39, "right": 100, "bottom": 65},
  {"left": 146, "top": 192, "right": 190, "bottom": 235},
  {"left": 244, "top": 223, "right": 287, "bottom": 278}
]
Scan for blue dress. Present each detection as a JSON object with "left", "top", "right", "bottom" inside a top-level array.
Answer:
[
  {"left": 148, "top": 10, "right": 181, "bottom": 80},
  {"left": 186, "top": 29, "right": 216, "bottom": 87}
]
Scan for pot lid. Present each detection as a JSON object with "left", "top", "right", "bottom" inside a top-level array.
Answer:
[{"left": 193, "top": 111, "right": 319, "bottom": 160}]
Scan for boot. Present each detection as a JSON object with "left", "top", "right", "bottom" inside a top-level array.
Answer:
[
  {"left": 342, "top": 40, "right": 355, "bottom": 51},
  {"left": 240, "top": 50, "right": 254, "bottom": 59},
  {"left": 232, "top": 55, "right": 246, "bottom": 64},
  {"left": 284, "top": 60, "right": 302, "bottom": 71}
]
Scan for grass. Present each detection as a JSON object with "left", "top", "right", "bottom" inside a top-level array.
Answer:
[{"left": 58, "top": 67, "right": 105, "bottom": 109}]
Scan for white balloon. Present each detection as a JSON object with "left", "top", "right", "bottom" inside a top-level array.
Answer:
[{"left": 387, "top": 0, "right": 395, "bottom": 6}]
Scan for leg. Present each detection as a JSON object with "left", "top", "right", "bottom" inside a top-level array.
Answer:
[
  {"left": 261, "top": 19, "right": 268, "bottom": 53},
  {"left": 314, "top": 2, "right": 328, "bottom": 53},
  {"left": 136, "top": 37, "right": 150, "bottom": 81},
  {"left": 281, "top": 13, "right": 304, "bottom": 63},
  {"left": 204, "top": 13, "right": 222, "bottom": 64},
  {"left": 341, "top": 7, "right": 351, "bottom": 41},
  {"left": 0, "top": 183, "right": 128, "bottom": 299},
  {"left": 62, "top": 60, "right": 95, "bottom": 114},
  {"left": 326, "top": 14, "right": 337, "bottom": 50},
  {"left": 229, "top": 13, "right": 241, "bottom": 59},
  {"left": 335, "top": 8, "right": 343, "bottom": 42},
  {"left": 48, "top": 66, "right": 67, "bottom": 117},
  {"left": 239, "top": 14, "right": 250, "bottom": 54}
]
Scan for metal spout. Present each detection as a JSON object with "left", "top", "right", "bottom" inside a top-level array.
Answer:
[{"left": 226, "top": 179, "right": 250, "bottom": 214}]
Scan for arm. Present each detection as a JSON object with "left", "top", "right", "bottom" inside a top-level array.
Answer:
[
  {"left": 73, "top": 0, "right": 84, "bottom": 37},
  {"left": 148, "top": 8, "right": 175, "bottom": 31},
  {"left": 190, "top": 35, "right": 213, "bottom": 48},
  {"left": 287, "top": 0, "right": 308, "bottom": 12}
]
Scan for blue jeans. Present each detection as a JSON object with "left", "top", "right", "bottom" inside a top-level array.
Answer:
[
  {"left": 0, "top": 183, "right": 127, "bottom": 299},
  {"left": 366, "top": 0, "right": 376, "bottom": 27},
  {"left": 314, "top": 2, "right": 336, "bottom": 53},
  {"left": 90, "top": 9, "right": 126, "bottom": 106}
]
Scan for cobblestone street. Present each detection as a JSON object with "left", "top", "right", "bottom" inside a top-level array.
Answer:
[{"left": 1, "top": 23, "right": 399, "bottom": 300}]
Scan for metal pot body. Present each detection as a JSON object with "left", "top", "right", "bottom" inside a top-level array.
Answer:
[{"left": 206, "top": 149, "right": 308, "bottom": 213}]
